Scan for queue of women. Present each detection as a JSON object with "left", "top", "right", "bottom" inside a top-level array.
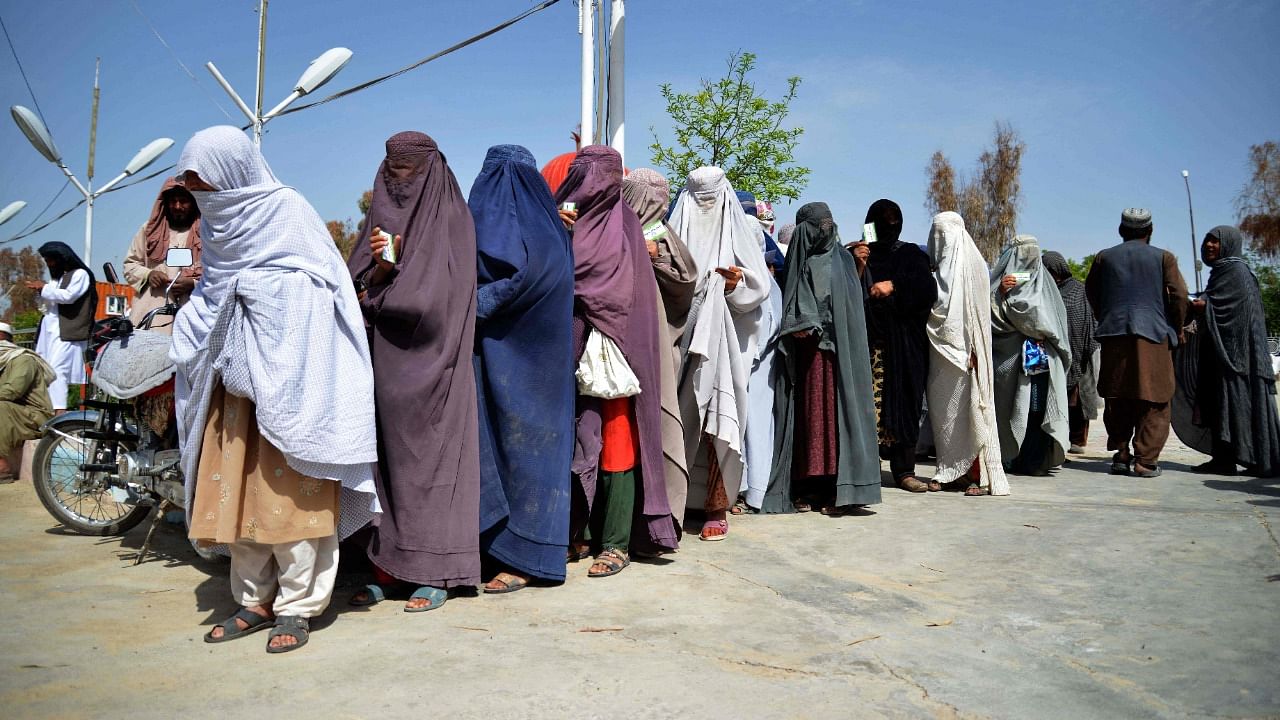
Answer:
[{"left": 131, "top": 126, "right": 1277, "bottom": 653}]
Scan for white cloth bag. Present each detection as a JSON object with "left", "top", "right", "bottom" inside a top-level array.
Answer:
[{"left": 576, "top": 328, "right": 641, "bottom": 398}]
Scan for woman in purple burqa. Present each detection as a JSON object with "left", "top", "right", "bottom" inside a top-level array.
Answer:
[
  {"left": 554, "top": 145, "right": 678, "bottom": 577},
  {"left": 347, "top": 131, "right": 480, "bottom": 610}
]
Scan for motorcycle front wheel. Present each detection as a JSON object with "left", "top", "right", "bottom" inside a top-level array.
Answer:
[{"left": 32, "top": 418, "right": 152, "bottom": 536}]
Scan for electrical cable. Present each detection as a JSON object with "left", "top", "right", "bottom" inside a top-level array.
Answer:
[
  {"left": 278, "top": 0, "right": 562, "bottom": 117},
  {"left": 0, "top": 13, "right": 48, "bottom": 124},
  {"left": 128, "top": 0, "right": 235, "bottom": 121}
]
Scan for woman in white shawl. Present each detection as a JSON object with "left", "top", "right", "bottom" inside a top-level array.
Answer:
[
  {"left": 170, "top": 126, "right": 379, "bottom": 653},
  {"left": 668, "top": 167, "right": 770, "bottom": 539},
  {"left": 990, "top": 234, "right": 1072, "bottom": 475},
  {"left": 925, "top": 213, "right": 1009, "bottom": 496},
  {"left": 741, "top": 214, "right": 783, "bottom": 511}
]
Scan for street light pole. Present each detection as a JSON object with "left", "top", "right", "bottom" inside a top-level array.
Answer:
[
  {"left": 579, "top": 0, "right": 595, "bottom": 147},
  {"left": 607, "top": 0, "right": 624, "bottom": 163},
  {"left": 205, "top": 3, "right": 351, "bottom": 149},
  {"left": 1182, "top": 170, "right": 1203, "bottom": 294},
  {"left": 253, "top": 0, "right": 268, "bottom": 148},
  {"left": 10, "top": 66, "right": 172, "bottom": 266}
]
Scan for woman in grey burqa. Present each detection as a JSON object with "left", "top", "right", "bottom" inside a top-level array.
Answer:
[
  {"left": 763, "top": 202, "right": 881, "bottom": 515},
  {"left": 1183, "top": 225, "right": 1280, "bottom": 476},
  {"left": 347, "top": 131, "right": 481, "bottom": 611}
]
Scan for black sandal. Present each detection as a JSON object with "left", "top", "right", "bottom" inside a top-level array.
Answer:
[
  {"left": 266, "top": 616, "right": 309, "bottom": 654},
  {"left": 203, "top": 608, "right": 273, "bottom": 644}
]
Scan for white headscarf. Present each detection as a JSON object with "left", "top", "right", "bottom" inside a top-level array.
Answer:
[
  {"left": 667, "top": 167, "right": 770, "bottom": 499},
  {"left": 170, "top": 126, "right": 378, "bottom": 536},
  {"left": 925, "top": 212, "right": 1008, "bottom": 494}
]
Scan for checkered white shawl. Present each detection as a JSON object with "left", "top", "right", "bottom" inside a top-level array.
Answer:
[{"left": 170, "top": 126, "right": 378, "bottom": 538}]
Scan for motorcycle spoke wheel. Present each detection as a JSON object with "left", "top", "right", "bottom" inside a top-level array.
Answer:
[{"left": 33, "top": 419, "right": 151, "bottom": 536}]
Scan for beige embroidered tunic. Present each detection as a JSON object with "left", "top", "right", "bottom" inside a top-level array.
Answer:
[{"left": 188, "top": 383, "right": 338, "bottom": 544}]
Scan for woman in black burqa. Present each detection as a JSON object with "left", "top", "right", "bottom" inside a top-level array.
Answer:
[{"left": 855, "top": 199, "right": 938, "bottom": 492}]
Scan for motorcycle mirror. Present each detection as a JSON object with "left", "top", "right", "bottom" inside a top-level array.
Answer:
[
  {"left": 165, "top": 247, "right": 194, "bottom": 269},
  {"left": 102, "top": 262, "right": 120, "bottom": 285}
]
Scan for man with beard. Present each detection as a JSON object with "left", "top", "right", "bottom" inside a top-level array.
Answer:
[{"left": 123, "top": 179, "right": 203, "bottom": 332}]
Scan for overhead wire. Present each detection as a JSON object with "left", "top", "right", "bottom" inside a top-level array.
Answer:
[
  {"left": 4, "top": 0, "right": 564, "bottom": 244},
  {"left": 128, "top": 0, "right": 235, "bottom": 121},
  {"left": 278, "top": 0, "right": 563, "bottom": 117}
]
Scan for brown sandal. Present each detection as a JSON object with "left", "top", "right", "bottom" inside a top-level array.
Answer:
[{"left": 964, "top": 483, "right": 989, "bottom": 497}]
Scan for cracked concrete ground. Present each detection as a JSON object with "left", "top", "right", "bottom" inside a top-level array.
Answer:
[{"left": 1, "top": 425, "right": 1278, "bottom": 719}]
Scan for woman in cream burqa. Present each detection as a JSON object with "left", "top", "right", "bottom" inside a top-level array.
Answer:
[
  {"left": 621, "top": 168, "right": 697, "bottom": 532},
  {"left": 171, "top": 126, "right": 379, "bottom": 652},
  {"left": 925, "top": 212, "right": 1009, "bottom": 496},
  {"left": 990, "top": 235, "right": 1072, "bottom": 475},
  {"left": 347, "top": 131, "right": 481, "bottom": 611},
  {"left": 763, "top": 202, "right": 881, "bottom": 514},
  {"left": 667, "top": 167, "right": 771, "bottom": 540},
  {"left": 1180, "top": 225, "right": 1280, "bottom": 476}
]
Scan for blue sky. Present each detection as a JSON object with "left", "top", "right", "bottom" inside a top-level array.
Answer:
[{"left": 2, "top": 0, "right": 1277, "bottom": 289}]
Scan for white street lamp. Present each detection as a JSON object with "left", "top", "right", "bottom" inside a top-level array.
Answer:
[
  {"left": 1182, "top": 169, "right": 1203, "bottom": 294},
  {"left": 10, "top": 105, "right": 173, "bottom": 266},
  {"left": 0, "top": 201, "right": 27, "bottom": 227},
  {"left": 205, "top": 1, "right": 352, "bottom": 148}
]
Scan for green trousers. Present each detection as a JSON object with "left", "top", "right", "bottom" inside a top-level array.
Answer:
[{"left": 586, "top": 469, "right": 636, "bottom": 552}]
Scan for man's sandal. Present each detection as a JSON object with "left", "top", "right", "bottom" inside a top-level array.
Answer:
[
  {"left": 204, "top": 608, "right": 273, "bottom": 644},
  {"left": 404, "top": 586, "right": 448, "bottom": 613},
  {"left": 1110, "top": 453, "right": 1132, "bottom": 475},
  {"left": 588, "top": 548, "right": 630, "bottom": 578},
  {"left": 265, "top": 616, "right": 308, "bottom": 654},
  {"left": 567, "top": 543, "right": 592, "bottom": 563}
]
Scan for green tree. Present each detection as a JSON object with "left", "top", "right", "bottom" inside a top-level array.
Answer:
[
  {"left": 0, "top": 246, "right": 47, "bottom": 322},
  {"left": 326, "top": 189, "right": 373, "bottom": 261},
  {"left": 649, "top": 51, "right": 809, "bottom": 202},
  {"left": 1243, "top": 250, "right": 1280, "bottom": 334},
  {"left": 1067, "top": 254, "right": 1095, "bottom": 283},
  {"left": 924, "top": 122, "right": 1026, "bottom": 262}
]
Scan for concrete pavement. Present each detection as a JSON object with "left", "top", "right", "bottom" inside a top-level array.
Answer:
[{"left": 1, "top": 427, "right": 1277, "bottom": 719}]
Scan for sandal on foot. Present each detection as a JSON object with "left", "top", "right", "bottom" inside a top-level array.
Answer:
[
  {"left": 793, "top": 499, "right": 813, "bottom": 513},
  {"left": 964, "top": 483, "right": 989, "bottom": 497},
  {"left": 588, "top": 548, "right": 630, "bottom": 578},
  {"left": 404, "top": 586, "right": 448, "bottom": 613},
  {"left": 204, "top": 608, "right": 273, "bottom": 644},
  {"left": 348, "top": 583, "right": 387, "bottom": 607},
  {"left": 484, "top": 572, "right": 529, "bottom": 595},
  {"left": 1109, "top": 453, "right": 1132, "bottom": 476},
  {"left": 898, "top": 476, "right": 930, "bottom": 493},
  {"left": 821, "top": 504, "right": 864, "bottom": 517},
  {"left": 730, "top": 498, "right": 749, "bottom": 516},
  {"left": 265, "top": 616, "right": 309, "bottom": 654},
  {"left": 700, "top": 519, "right": 729, "bottom": 541},
  {"left": 1131, "top": 463, "right": 1162, "bottom": 478},
  {"left": 567, "top": 543, "right": 592, "bottom": 563},
  {"left": 925, "top": 479, "right": 942, "bottom": 492}
]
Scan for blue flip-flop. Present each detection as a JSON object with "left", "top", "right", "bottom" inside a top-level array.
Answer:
[
  {"left": 404, "top": 586, "right": 447, "bottom": 613},
  {"left": 348, "top": 583, "right": 386, "bottom": 607}
]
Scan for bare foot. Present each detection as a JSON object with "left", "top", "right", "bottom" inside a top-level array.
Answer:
[{"left": 209, "top": 604, "right": 272, "bottom": 640}]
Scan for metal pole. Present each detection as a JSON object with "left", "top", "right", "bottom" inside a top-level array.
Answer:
[
  {"left": 88, "top": 58, "right": 99, "bottom": 181},
  {"left": 1183, "top": 171, "right": 1202, "bottom": 293},
  {"left": 253, "top": 0, "right": 268, "bottom": 147},
  {"left": 607, "top": 0, "right": 624, "bottom": 161},
  {"left": 579, "top": 0, "right": 594, "bottom": 149},
  {"left": 84, "top": 184, "right": 93, "bottom": 267}
]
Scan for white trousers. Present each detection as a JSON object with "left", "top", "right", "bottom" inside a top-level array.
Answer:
[{"left": 229, "top": 535, "right": 339, "bottom": 618}]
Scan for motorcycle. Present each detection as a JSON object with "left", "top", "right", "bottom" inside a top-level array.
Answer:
[{"left": 31, "top": 248, "right": 205, "bottom": 562}]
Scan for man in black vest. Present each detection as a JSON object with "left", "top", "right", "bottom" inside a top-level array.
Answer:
[{"left": 1086, "top": 209, "right": 1189, "bottom": 477}]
